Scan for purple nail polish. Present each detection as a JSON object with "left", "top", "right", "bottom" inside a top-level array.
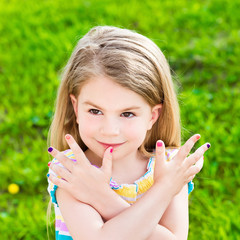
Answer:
[
  {"left": 207, "top": 143, "right": 211, "bottom": 149},
  {"left": 48, "top": 147, "right": 53, "bottom": 152}
]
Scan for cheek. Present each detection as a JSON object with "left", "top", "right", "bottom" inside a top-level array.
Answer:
[
  {"left": 78, "top": 115, "right": 98, "bottom": 139},
  {"left": 124, "top": 119, "right": 149, "bottom": 141}
]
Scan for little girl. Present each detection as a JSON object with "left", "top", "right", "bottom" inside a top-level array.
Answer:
[{"left": 47, "top": 26, "right": 210, "bottom": 240}]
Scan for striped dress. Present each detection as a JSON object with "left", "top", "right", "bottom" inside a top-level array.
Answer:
[{"left": 47, "top": 148, "right": 194, "bottom": 240}]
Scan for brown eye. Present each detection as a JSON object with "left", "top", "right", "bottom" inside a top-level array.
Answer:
[
  {"left": 89, "top": 109, "right": 102, "bottom": 115},
  {"left": 121, "top": 112, "right": 135, "bottom": 118}
]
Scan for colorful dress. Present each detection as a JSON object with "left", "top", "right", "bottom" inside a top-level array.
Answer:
[{"left": 47, "top": 148, "right": 194, "bottom": 240}]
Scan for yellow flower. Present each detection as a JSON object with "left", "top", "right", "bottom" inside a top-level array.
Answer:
[{"left": 8, "top": 183, "right": 20, "bottom": 194}]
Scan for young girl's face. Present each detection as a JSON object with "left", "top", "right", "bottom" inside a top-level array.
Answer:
[{"left": 70, "top": 76, "right": 161, "bottom": 163}]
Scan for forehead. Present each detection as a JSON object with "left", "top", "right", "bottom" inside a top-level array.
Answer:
[{"left": 78, "top": 76, "right": 150, "bottom": 110}]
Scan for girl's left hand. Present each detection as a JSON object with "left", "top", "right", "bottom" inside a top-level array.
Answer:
[{"left": 47, "top": 134, "right": 113, "bottom": 207}]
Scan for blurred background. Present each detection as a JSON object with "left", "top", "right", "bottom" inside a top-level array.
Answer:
[{"left": 0, "top": 0, "right": 239, "bottom": 239}]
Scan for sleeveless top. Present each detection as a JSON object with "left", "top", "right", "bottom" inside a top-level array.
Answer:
[{"left": 47, "top": 148, "right": 194, "bottom": 240}]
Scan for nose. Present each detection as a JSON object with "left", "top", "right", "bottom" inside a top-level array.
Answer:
[{"left": 100, "top": 116, "right": 120, "bottom": 136}]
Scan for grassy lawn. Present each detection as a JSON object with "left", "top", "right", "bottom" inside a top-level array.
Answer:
[{"left": 0, "top": 0, "right": 239, "bottom": 239}]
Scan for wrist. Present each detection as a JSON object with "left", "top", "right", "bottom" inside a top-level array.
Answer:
[
  {"left": 153, "top": 179, "right": 176, "bottom": 199},
  {"left": 93, "top": 185, "right": 129, "bottom": 221}
]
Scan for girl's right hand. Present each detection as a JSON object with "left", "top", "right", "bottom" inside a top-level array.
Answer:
[
  {"left": 154, "top": 134, "right": 210, "bottom": 196},
  {"left": 47, "top": 134, "right": 114, "bottom": 207}
]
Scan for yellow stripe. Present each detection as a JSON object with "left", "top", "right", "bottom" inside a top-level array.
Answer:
[
  {"left": 137, "top": 175, "right": 153, "bottom": 195},
  {"left": 56, "top": 214, "right": 65, "bottom": 221},
  {"left": 113, "top": 185, "right": 137, "bottom": 198}
]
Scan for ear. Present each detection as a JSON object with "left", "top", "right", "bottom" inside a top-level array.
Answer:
[
  {"left": 69, "top": 94, "right": 79, "bottom": 124},
  {"left": 147, "top": 104, "right": 162, "bottom": 130}
]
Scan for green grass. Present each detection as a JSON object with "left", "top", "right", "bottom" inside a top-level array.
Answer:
[{"left": 0, "top": 0, "right": 239, "bottom": 239}]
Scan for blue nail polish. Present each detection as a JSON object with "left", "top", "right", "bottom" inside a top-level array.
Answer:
[
  {"left": 48, "top": 147, "right": 53, "bottom": 152},
  {"left": 47, "top": 173, "right": 50, "bottom": 177}
]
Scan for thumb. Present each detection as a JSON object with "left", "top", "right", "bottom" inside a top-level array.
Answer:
[
  {"left": 101, "top": 147, "right": 113, "bottom": 178},
  {"left": 154, "top": 140, "right": 166, "bottom": 180}
]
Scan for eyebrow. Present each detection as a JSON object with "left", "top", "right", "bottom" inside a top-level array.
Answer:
[{"left": 83, "top": 101, "right": 142, "bottom": 111}]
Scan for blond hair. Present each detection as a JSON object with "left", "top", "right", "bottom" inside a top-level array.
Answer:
[{"left": 48, "top": 26, "right": 181, "bottom": 156}]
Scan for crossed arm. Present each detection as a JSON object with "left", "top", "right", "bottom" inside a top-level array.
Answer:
[
  {"left": 48, "top": 134, "right": 208, "bottom": 240},
  {"left": 55, "top": 179, "right": 188, "bottom": 240}
]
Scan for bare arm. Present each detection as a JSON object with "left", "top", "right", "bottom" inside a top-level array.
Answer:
[
  {"left": 48, "top": 134, "right": 208, "bottom": 239},
  {"left": 50, "top": 146, "right": 178, "bottom": 240},
  {"left": 56, "top": 177, "right": 177, "bottom": 240},
  {"left": 157, "top": 184, "right": 189, "bottom": 239},
  {"left": 90, "top": 178, "right": 189, "bottom": 240}
]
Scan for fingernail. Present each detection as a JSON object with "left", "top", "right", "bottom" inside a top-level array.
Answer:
[
  {"left": 47, "top": 173, "right": 50, "bottom": 178},
  {"left": 65, "top": 134, "right": 71, "bottom": 140},
  {"left": 48, "top": 147, "right": 53, "bottom": 152},
  {"left": 196, "top": 134, "right": 201, "bottom": 140},
  {"left": 207, "top": 143, "right": 211, "bottom": 149},
  {"left": 48, "top": 161, "right": 51, "bottom": 167},
  {"left": 157, "top": 141, "right": 162, "bottom": 147},
  {"left": 110, "top": 147, "right": 113, "bottom": 153}
]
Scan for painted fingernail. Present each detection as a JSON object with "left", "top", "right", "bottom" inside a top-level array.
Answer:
[
  {"left": 48, "top": 161, "right": 52, "bottom": 167},
  {"left": 65, "top": 134, "right": 71, "bottom": 140},
  {"left": 47, "top": 173, "right": 50, "bottom": 178},
  {"left": 207, "top": 143, "right": 211, "bottom": 149},
  {"left": 110, "top": 147, "right": 113, "bottom": 153},
  {"left": 157, "top": 141, "right": 162, "bottom": 147},
  {"left": 196, "top": 134, "right": 201, "bottom": 140},
  {"left": 48, "top": 147, "right": 53, "bottom": 152}
]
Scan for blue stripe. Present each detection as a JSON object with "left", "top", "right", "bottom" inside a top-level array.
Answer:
[
  {"left": 56, "top": 231, "right": 73, "bottom": 240},
  {"left": 188, "top": 181, "right": 194, "bottom": 194},
  {"left": 50, "top": 184, "right": 59, "bottom": 206}
]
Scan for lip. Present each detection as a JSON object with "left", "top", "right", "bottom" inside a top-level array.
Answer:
[{"left": 97, "top": 141, "right": 125, "bottom": 149}]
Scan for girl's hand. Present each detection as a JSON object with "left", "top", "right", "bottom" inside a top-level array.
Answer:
[
  {"left": 154, "top": 134, "right": 210, "bottom": 196},
  {"left": 47, "top": 134, "right": 113, "bottom": 207}
]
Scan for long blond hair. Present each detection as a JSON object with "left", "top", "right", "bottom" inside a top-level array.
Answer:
[{"left": 48, "top": 26, "right": 181, "bottom": 156}]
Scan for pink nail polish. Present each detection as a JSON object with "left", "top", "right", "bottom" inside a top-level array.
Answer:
[
  {"left": 157, "top": 141, "right": 162, "bottom": 147},
  {"left": 110, "top": 147, "right": 113, "bottom": 153},
  {"left": 66, "top": 135, "right": 71, "bottom": 140},
  {"left": 196, "top": 134, "right": 201, "bottom": 140}
]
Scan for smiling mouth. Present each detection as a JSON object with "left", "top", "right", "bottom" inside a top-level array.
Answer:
[{"left": 97, "top": 141, "right": 125, "bottom": 149}]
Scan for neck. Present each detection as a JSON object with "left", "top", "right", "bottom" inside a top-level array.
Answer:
[
  {"left": 112, "top": 150, "right": 149, "bottom": 185},
  {"left": 84, "top": 148, "right": 149, "bottom": 185}
]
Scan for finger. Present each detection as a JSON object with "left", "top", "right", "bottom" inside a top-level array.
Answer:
[
  {"left": 187, "top": 163, "right": 203, "bottom": 178},
  {"left": 101, "top": 147, "right": 113, "bottom": 177},
  {"left": 155, "top": 140, "right": 166, "bottom": 169},
  {"left": 48, "top": 173, "right": 69, "bottom": 189},
  {"left": 187, "top": 175, "right": 195, "bottom": 183},
  {"left": 65, "top": 134, "right": 89, "bottom": 166},
  {"left": 176, "top": 134, "right": 201, "bottom": 162},
  {"left": 48, "top": 146, "right": 74, "bottom": 172},
  {"left": 50, "top": 163, "right": 72, "bottom": 182},
  {"left": 185, "top": 143, "right": 210, "bottom": 168},
  {"left": 195, "top": 156, "right": 204, "bottom": 170}
]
